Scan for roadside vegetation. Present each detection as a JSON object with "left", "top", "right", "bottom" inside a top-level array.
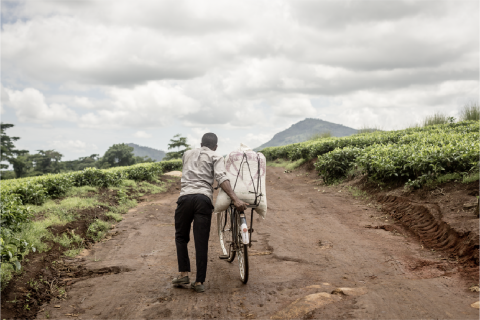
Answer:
[
  {"left": 261, "top": 105, "right": 480, "bottom": 188},
  {"left": 0, "top": 159, "right": 182, "bottom": 289}
]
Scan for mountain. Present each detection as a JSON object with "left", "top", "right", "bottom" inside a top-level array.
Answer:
[
  {"left": 255, "top": 118, "right": 357, "bottom": 150},
  {"left": 127, "top": 143, "right": 166, "bottom": 162}
]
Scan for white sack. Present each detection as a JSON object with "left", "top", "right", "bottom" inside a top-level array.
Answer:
[{"left": 214, "top": 144, "right": 267, "bottom": 218}]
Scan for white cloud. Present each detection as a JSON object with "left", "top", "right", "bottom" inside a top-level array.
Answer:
[
  {"left": 134, "top": 131, "right": 152, "bottom": 139},
  {"left": 78, "top": 81, "right": 200, "bottom": 128},
  {"left": 320, "top": 80, "right": 478, "bottom": 130},
  {"left": 272, "top": 97, "right": 316, "bottom": 118},
  {"left": 0, "top": 0, "right": 478, "bottom": 151},
  {"left": 49, "top": 140, "right": 98, "bottom": 154},
  {"left": 0, "top": 85, "right": 8, "bottom": 114},
  {"left": 4, "top": 87, "right": 77, "bottom": 123}
]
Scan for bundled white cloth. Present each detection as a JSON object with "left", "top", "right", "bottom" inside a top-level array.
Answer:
[{"left": 214, "top": 144, "right": 267, "bottom": 218}]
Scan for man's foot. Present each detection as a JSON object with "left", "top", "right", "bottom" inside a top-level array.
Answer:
[
  {"left": 171, "top": 275, "right": 190, "bottom": 285},
  {"left": 191, "top": 282, "right": 205, "bottom": 293}
]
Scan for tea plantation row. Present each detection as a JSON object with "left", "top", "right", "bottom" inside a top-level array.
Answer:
[
  {"left": 261, "top": 121, "right": 479, "bottom": 185},
  {"left": 0, "top": 160, "right": 182, "bottom": 270}
]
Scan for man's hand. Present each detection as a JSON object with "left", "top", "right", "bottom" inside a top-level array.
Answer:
[
  {"left": 219, "top": 180, "right": 249, "bottom": 212},
  {"left": 233, "top": 198, "right": 248, "bottom": 212}
]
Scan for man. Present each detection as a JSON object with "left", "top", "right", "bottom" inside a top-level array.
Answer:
[{"left": 171, "top": 133, "right": 248, "bottom": 293}]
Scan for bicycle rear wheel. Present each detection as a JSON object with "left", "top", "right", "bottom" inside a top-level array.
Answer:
[
  {"left": 218, "top": 208, "right": 235, "bottom": 263},
  {"left": 236, "top": 216, "right": 249, "bottom": 284}
]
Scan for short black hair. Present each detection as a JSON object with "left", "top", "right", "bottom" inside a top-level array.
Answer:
[{"left": 201, "top": 133, "right": 218, "bottom": 149}]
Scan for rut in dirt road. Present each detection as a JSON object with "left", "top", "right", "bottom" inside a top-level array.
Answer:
[{"left": 38, "top": 168, "right": 479, "bottom": 319}]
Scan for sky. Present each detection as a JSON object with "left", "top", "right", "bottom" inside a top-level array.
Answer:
[{"left": 1, "top": 0, "right": 478, "bottom": 160}]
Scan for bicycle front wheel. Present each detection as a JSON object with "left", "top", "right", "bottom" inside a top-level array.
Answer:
[
  {"left": 237, "top": 218, "right": 249, "bottom": 284},
  {"left": 218, "top": 208, "right": 235, "bottom": 263},
  {"left": 237, "top": 239, "right": 249, "bottom": 284}
]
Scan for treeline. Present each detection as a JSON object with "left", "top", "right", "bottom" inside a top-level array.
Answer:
[
  {"left": 0, "top": 124, "right": 155, "bottom": 180},
  {"left": 2, "top": 146, "right": 154, "bottom": 179},
  {"left": 1, "top": 124, "right": 193, "bottom": 180}
]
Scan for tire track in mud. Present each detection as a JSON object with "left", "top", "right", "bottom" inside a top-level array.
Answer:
[{"left": 378, "top": 195, "right": 479, "bottom": 265}]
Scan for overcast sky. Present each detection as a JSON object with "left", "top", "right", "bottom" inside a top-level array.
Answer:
[{"left": 1, "top": 0, "right": 478, "bottom": 160}]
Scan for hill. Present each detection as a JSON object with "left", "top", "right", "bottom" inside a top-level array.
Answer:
[
  {"left": 127, "top": 143, "right": 166, "bottom": 161},
  {"left": 255, "top": 118, "right": 357, "bottom": 150}
]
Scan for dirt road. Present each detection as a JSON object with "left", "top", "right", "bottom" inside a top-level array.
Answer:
[{"left": 39, "top": 167, "right": 479, "bottom": 319}]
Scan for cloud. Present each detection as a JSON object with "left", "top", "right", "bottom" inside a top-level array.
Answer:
[
  {"left": 290, "top": 1, "right": 443, "bottom": 29},
  {"left": 317, "top": 80, "right": 478, "bottom": 130},
  {"left": 49, "top": 140, "right": 98, "bottom": 154},
  {"left": 78, "top": 82, "right": 200, "bottom": 128},
  {"left": 0, "top": 85, "right": 9, "bottom": 114},
  {"left": 272, "top": 97, "right": 316, "bottom": 118},
  {"left": 4, "top": 87, "right": 77, "bottom": 123},
  {"left": 0, "top": 0, "right": 478, "bottom": 150},
  {"left": 134, "top": 131, "right": 152, "bottom": 139}
]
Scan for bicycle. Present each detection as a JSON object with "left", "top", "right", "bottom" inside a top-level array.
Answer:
[{"left": 217, "top": 203, "right": 257, "bottom": 284}]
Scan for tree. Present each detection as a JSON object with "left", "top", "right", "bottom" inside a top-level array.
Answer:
[
  {"left": 0, "top": 123, "right": 28, "bottom": 169},
  {"left": 11, "top": 154, "right": 33, "bottom": 178},
  {"left": 164, "top": 134, "right": 190, "bottom": 160},
  {"left": 101, "top": 144, "right": 136, "bottom": 167},
  {"left": 31, "top": 150, "right": 64, "bottom": 174},
  {"left": 64, "top": 154, "right": 100, "bottom": 171}
]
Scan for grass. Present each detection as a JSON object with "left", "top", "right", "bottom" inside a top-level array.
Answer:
[
  {"left": 347, "top": 186, "right": 369, "bottom": 199},
  {"left": 0, "top": 264, "right": 15, "bottom": 289},
  {"left": 106, "top": 211, "right": 123, "bottom": 222},
  {"left": 109, "top": 180, "right": 165, "bottom": 198},
  {"left": 52, "top": 231, "right": 84, "bottom": 257},
  {"left": 65, "top": 185, "right": 97, "bottom": 197},
  {"left": 64, "top": 247, "right": 84, "bottom": 258},
  {"left": 463, "top": 171, "right": 480, "bottom": 183},
  {"left": 422, "top": 112, "right": 454, "bottom": 127},
  {"left": 16, "top": 197, "right": 99, "bottom": 254},
  {"left": 459, "top": 102, "right": 480, "bottom": 121},
  {"left": 356, "top": 125, "right": 382, "bottom": 134},
  {"left": 107, "top": 199, "right": 138, "bottom": 215},
  {"left": 29, "top": 197, "right": 98, "bottom": 215},
  {"left": 309, "top": 131, "right": 332, "bottom": 140},
  {"left": 52, "top": 231, "right": 83, "bottom": 248},
  {"left": 1, "top": 174, "right": 175, "bottom": 290},
  {"left": 420, "top": 171, "right": 479, "bottom": 189},
  {"left": 267, "top": 158, "right": 306, "bottom": 171},
  {"left": 435, "top": 173, "right": 462, "bottom": 184},
  {"left": 87, "top": 219, "right": 111, "bottom": 242},
  {"left": 137, "top": 181, "right": 166, "bottom": 194}
]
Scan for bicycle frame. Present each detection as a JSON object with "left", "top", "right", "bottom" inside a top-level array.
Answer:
[{"left": 227, "top": 204, "right": 256, "bottom": 250}]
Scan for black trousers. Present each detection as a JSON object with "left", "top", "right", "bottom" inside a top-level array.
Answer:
[{"left": 174, "top": 194, "right": 213, "bottom": 283}]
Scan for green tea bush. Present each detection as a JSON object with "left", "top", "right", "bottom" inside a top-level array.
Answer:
[
  {"left": 72, "top": 167, "right": 125, "bottom": 188},
  {"left": 0, "top": 193, "right": 32, "bottom": 233},
  {"left": 356, "top": 131, "right": 479, "bottom": 181},
  {"left": 1, "top": 159, "right": 182, "bottom": 205},
  {"left": 261, "top": 121, "right": 479, "bottom": 186},
  {"left": 315, "top": 147, "right": 361, "bottom": 184}
]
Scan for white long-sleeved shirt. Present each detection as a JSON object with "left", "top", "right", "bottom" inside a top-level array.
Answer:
[{"left": 179, "top": 147, "right": 229, "bottom": 202}]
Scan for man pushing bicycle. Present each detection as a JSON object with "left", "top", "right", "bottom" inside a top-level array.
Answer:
[{"left": 171, "top": 133, "right": 248, "bottom": 293}]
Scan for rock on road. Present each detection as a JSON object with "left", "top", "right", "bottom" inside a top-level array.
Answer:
[{"left": 39, "top": 167, "right": 479, "bottom": 319}]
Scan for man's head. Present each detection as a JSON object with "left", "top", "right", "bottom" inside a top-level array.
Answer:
[{"left": 201, "top": 133, "right": 218, "bottom": 151}]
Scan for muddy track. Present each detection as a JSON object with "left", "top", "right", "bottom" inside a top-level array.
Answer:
[
  {"left": 378, "top": 195, "right": 479, "bottom": 266},
  {"left": 32, "top": 168, "right": 478, "bottom": 319}
]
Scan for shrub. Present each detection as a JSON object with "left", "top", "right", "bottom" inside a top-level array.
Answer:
[
  {"left": 459, "top": 102, "right": 480, "bottom": 121},
  {"left": 422, "top": 112, "right": 454, "bottom": 127},
  {"left": 0, "top": 193, "right": 32, "bottom": 233},
  {"left": 315, "top": 147, "right": 360, "bottom": 184}
]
